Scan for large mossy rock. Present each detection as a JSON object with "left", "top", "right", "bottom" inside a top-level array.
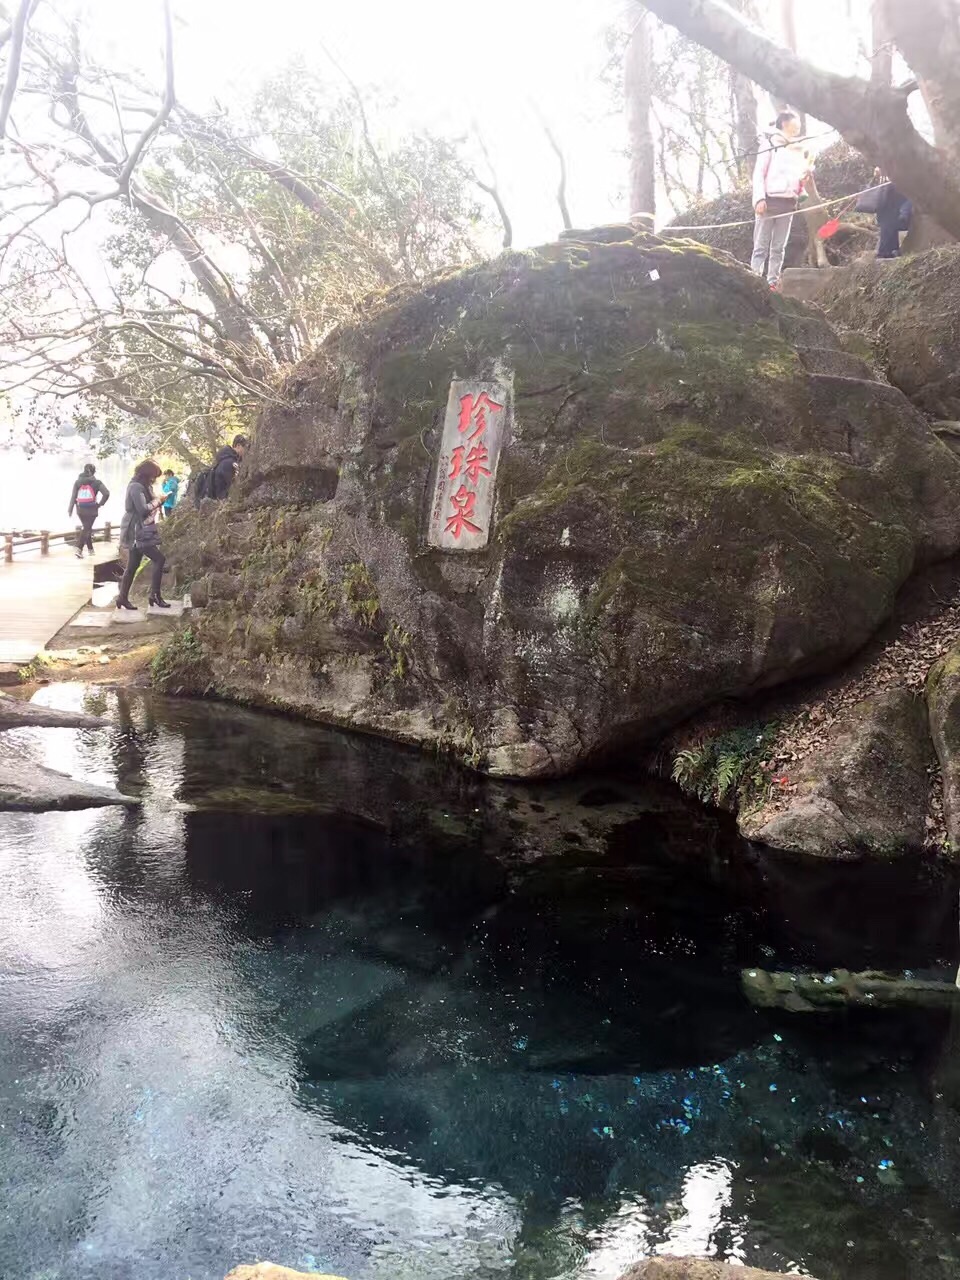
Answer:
[
  {"left": 821, "top": 247, "right": 960, "bottom": 417},
  {"left": 162, "top": 231, "right": 960, "bottom": 778},
  {"left": 739, "top": 690, "right": 933, "bottom": 859}
]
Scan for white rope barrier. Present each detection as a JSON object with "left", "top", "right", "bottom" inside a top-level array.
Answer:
[{"left": 660, "top": 181, "right": 888, "bottom": 233}]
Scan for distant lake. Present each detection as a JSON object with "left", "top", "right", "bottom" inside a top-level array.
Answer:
[{"left": 0, "top": 449, "right": 160, "bottom": 532}]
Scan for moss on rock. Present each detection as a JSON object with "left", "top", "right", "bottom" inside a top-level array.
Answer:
[{"left": 158, "top": 230, "right": 960, "bottom": 778}]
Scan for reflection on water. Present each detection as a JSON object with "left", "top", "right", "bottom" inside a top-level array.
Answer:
[{"left": 2, "top": 686, "right": 960, "bottom": 1280}]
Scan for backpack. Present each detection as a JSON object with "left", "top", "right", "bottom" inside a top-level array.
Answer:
[
  {"left": 77, "top": 482, "right": 97, "bottom": 504},
  {"left": 188, "top": 466, "right": 214, "bottom": 505}
]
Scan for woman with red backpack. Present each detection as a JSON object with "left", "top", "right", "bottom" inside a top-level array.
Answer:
[{"left": 67, "top": 463, "right": 110, "bottom": 559}]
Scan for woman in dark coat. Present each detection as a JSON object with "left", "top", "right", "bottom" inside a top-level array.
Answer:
[
  {"left": 116, "top": 459, "right": 170, "bottom": 610},
  {"left": 68, "top": 463, "right": 110, "bottom": 558}
]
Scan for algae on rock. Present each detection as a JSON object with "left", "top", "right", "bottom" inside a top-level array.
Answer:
[
  {"left": 157, "top": 230, "right": 960, "bottom": 779},
  {"left": 927, "top": 641, "right": 960, "bottom": 853}
]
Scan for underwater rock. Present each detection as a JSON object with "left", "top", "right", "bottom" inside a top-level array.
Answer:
[
  {"left": 225, "top": 1266, "right": 348, "bottom": 1280},
  {"left": 621, "top": 1260, "right": 820, "bottom": 1280}
]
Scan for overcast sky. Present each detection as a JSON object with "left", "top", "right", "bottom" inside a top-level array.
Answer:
[{"left": 81, "top": 0, "right": 885, "bottom": 247}]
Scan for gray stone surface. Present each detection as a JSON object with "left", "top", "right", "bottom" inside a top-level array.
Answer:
[
  {"left": 0, "top": 758, "right": 138, "bottom": 811},
  {"left": 71, "top": 611, "right": 114, "bottom": 629},
  {"left": 741, "top": 689, "right": 933, "bottom": 859},
  {"left": 0, "top": 692, "right": 108, "bottom": 732}
]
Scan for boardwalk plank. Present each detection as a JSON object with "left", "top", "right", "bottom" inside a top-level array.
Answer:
[{"left": 0, "top": 542, "right": 117, "bottom": 663}]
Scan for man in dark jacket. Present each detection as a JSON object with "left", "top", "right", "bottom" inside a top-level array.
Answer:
[
  {"left": 68, "top": 463, "right": 110, "bottom": 558},
  {"left": 211, "top": 435, "right": 248, "bottom": 498}
]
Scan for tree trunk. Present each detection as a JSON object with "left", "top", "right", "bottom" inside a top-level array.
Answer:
[
  {"left": 777, "top": 0, "right": 806, "bottom": 131},
  {"left": 730, "top": 67, "right": 758, "bottom": 178},
  {"left": 625, "top": 2, "right": 656, "bottom": 222},
  {"left": 779, "top": 0, "right": 798, "bottom": 54},
  {"left": 695, "top": 52, "right": 708, "bottom": 196},
  {"left": 728, "top": 0, "right": 759, "bottom": 179},
  {"left": 639, "top": 0, "right": 960, "bottom": 241},
  {"left": 870, "top": 1, "right": 893, "bottom": 88},
  {"left": 878, "top": 0, "right": 960, "bottom": 154}
]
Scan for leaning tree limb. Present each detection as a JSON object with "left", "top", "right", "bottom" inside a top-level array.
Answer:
[{"left": 638, "top": 0, "right": 960, "bottom": 239}]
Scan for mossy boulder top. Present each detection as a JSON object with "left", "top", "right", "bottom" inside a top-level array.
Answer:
[{"left": 164, "top": 230, "right": 960, "bottom": 778}]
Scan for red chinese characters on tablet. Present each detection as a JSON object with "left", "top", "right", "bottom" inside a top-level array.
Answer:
[{"left": 444, "top": 391, "right": 502, "bottom": 541}]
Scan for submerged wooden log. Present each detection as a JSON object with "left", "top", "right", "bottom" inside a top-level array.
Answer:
[{"left": 742, "top": 966, "right": 960, "bottom": 1013}]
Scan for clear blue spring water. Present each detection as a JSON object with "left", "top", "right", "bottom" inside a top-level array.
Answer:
[{"left": 2, "top": 685, "right": 960, "bottom": 1280}]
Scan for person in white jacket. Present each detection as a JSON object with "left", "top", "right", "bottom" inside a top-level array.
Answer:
[{"left": 750, "top": 112, "right": 811, "bottom": 290}]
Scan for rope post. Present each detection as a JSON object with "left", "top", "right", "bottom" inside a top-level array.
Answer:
[
  {"left": 40, "top": 531, "right": 50, "bottom": 555},
  {"left": 3, "top": 535, "right": 12, "bottom": 564}
]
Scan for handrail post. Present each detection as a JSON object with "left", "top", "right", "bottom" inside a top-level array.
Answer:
[
  {"left": 103, "top": 522, "right": 112, "bottom": 542},
  {"left": 40, "top": 530, "right": 49, "bottom": 555},
  {"left": 3, "top": 534, "right": 11, "bottom": 563}
]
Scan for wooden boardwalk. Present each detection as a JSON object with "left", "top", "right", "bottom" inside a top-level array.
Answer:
[{"left": 0, "top": 540, "right": 118, "bottom": 663}]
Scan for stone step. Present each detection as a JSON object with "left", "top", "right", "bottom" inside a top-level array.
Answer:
[
  {"left": 806, "top": 372, "right": 910, "bottom": 411},
  {"left": 796, "top": 345, "right": 876, "bottom": 381},
  {"left": 778, "top": 266, "right": 836, "bottom": 303},
  {"left": 775, "top": 311, "right": 840, "bottom": 350}
]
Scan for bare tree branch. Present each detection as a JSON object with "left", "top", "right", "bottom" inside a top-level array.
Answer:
[
  {"left": 472, "top": 130, "right": 512, "bottom": 249},
  {"left": 0, "top": 0, "right": 34, "bottom": 137},
  {"left": 533, "top": 108, "right": 573, "bottom": 231},
  {"left": 116, "top": 0, "right": 174, "bottom": 190}
]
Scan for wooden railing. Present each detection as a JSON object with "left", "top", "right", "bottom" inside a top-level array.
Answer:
[{"left": 2, "top": 524, "right": 113, "bottom": 563}]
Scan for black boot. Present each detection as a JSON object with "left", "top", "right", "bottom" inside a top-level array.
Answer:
[
  {"left": 149, "top": 593, "right": 171, "bottom": 609},
  {"left": 115, "top": 597, "right": 137, "bottom": 610}
]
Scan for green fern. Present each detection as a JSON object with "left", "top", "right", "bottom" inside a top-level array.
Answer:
[
  {"left": 671, "top": 745, "right": 710, "bottom": 790},
  {"left": 671, "top": 720, "right": 780, "bottom": 807},
  {"left": 714, "top": 750, "right": 741, "bottom": 798}
]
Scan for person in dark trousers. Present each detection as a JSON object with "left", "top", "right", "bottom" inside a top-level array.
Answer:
[
  {"left": 211, "top": 434, "right": 248, "bottom": 498},
  {"left": 68, "top": 463, "right": 110, "bottom": 558},
  {"left": 116, "top": 459, "right": 170, "bottom": 610},
  {"left": 874, "top": 171, "right": 913, "bottom": 258}
]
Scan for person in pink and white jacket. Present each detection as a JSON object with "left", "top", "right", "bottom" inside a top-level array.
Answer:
[{"left": 750, "top": 111, "right": 811, "bottom": 290}]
